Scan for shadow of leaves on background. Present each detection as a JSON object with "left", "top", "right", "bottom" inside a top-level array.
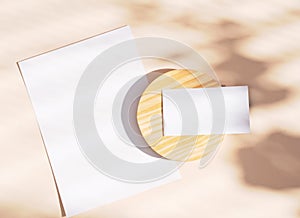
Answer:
[
  {"left": 216, "top": 51, "right": 289, "bottom": 106},
  {"left": 214, "top": 21, "right": 290, "bottom": 107},
  {"left": 238, "top": 132, "right": 300, "bottom": 189},
  {"left": 169, "top": 17, "right": 291, "bottom": 106}
]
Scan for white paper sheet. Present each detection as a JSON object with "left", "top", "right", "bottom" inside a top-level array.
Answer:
[
  {"left": 18, "top": 26, "right": 180, "bottom": 217},
  {"left": 162, "top": 86, "right": 250, "bottom": 136}
]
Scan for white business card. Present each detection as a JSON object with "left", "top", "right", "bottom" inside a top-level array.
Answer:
[{"left": 162, "top": 86, "right": 250, "bottom": 136}]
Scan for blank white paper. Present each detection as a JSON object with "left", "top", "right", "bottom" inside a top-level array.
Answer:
[
  {"left": 18, "top": 26, "right": 180, "bottom": 217},
  {"left": 162, "top": 86, "right": 250, "bottom": 136}
]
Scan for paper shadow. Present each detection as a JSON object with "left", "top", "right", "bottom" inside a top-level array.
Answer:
[{"left": 115, "top": 69, "right": 173, "bottom": 158}]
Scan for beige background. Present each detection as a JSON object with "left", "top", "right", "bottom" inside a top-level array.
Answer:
[{"left": 1, "top": 0, "right": 300, "bottom": 217}]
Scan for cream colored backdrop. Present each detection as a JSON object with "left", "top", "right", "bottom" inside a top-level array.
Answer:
[{"left": 1, "top": 0, "right": 300, "bottom": 217}]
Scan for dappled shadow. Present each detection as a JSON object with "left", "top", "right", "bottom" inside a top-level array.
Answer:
[
  {"left": 170, "top": 17, "right": 291, "bottom": 106},
  {"left": 238, "top": 132, "right": 300, "bottom": 190},
  {"left": 214, "top": 21, "right": 290, "bottom": 106},
  {"left": 2, "top": 0, "right": 300, "bottom": 217},
  {"left": 216, "top": 51, "right": 289, "bottom": 106}
]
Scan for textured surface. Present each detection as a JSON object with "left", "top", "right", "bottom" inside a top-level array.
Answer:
[
  {"left": 137, "top": 69, "right": 224, "bottom": 161},
  {"left": 1, "top": 0, "right": 300, "bottom": 217}
]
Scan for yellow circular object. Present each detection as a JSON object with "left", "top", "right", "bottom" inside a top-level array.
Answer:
[{"left": 137, "top": 69, "right": 224, "bottom": 161}]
